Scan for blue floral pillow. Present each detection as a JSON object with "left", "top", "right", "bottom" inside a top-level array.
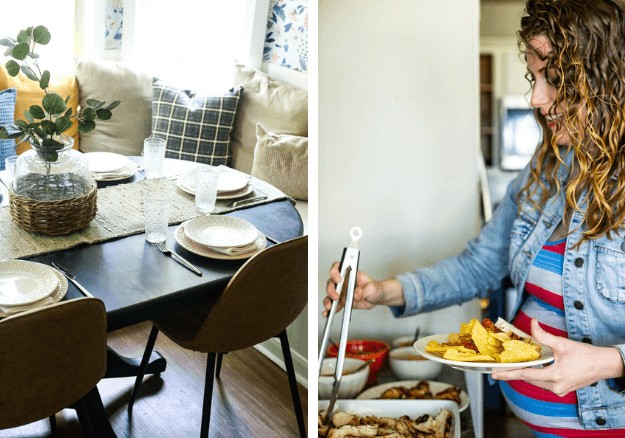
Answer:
[
  {"left": 151, "top": 79, "right": 242, "bottom": 166},
  {"left": 0, "top": 88, "right": 16, "bottom": 170}
]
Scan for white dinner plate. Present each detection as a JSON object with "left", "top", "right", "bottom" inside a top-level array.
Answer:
[
  {"left": 413, "top": 334, "right": 554, "bottom": 373},
  {"left": 318, "top": 399, "right": 460, "bottom": 438},
  {"left": 184, "top": 216, "right": 259, "bottom": 249},
  {"left": 91, "top": 161, "right": 138, "bottom": 181},
  {"left": 0, "top": 268, "right": 68, "bottom": 318},
  {"left": 176, "top": 178, "right": 254, "bottom": 200},
  {"left": 179, "top": 166, "right": 249, "bottom": 194},
  {"left": 0, "top": 261, "right": 60, "bottom": 306},
  {"left": 175, "top": 222, "right": 266, "bottom": 260},
  {"left": 83, "top": 152, "right": 131, "bottom": 173},
  {"left": 355, "top": 379, "right": 469, "bottom": 412}
]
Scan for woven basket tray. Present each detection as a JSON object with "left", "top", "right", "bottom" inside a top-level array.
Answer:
[{"left": 9, "top": 182, "right": 98, "bottom": 235}]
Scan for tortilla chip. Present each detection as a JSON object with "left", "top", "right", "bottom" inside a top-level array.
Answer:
[
  {"left": 471, "top": 322, "right": 499, "bottom": 357},
  {"left": 499, "top": 340, "right": 541, "bottom": 363},
  {"left": 426, "top": 341, "right": 475, "bottom": 355},
  {"left": 443, "top": 349, "right": 495, "bottom": 362}
]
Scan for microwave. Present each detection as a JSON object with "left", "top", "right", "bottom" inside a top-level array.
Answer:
[{"left": 499, "top": 96, "right": 542, "bottom": 171}]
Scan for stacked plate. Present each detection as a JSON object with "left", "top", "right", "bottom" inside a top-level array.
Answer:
[
  {"left": 177, "top": 165, "right": 253, "bottom": 200},
  {"left": 0, "top": 260, "right": 68, "bottom": 317},
  {"left": 175, "top": 216, "right": 266, "bottom": 260},
  {"left": 84, "top": 152, "right": 138, "bottom": 181}
]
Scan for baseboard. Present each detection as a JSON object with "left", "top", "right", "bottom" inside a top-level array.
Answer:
[{"left": 254, "top": 339, "right": 308, "bottom": 389}]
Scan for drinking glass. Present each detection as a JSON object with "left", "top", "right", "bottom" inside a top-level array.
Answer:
[
  {"left": 195, "top": 166, "right": 219, "bottom": 213},
  {"left": 143, "top": 137, "right": 166, "bottom": 179},
  {"left": 4, "top": 155, "right": 18, "bottom": 187},
  {"left": 144, "top": 191, "right": 171, "bottom": 243}
]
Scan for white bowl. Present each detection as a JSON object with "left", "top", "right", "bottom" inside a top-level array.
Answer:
[
  {"left": 319, "top": 357, "right": 370, "bottom": 399},
  {"left": 391, "top": 335, "right": 418, "bottom": 348},
  {"left": 389, "top": 346, "right": 443, "bottom": 380}
]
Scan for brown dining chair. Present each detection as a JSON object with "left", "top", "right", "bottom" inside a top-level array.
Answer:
[
  {"left": 0, "top": 297, "right": 108, "bottom": 436},
  {"left": 127, "top": 235, "right": 308, "bottom": 438}
]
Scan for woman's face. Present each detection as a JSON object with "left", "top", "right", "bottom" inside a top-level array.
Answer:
[{"left": 526, "top": 35, "right": 571, "bottom": 146}]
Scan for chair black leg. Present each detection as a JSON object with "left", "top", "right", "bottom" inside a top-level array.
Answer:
[
  {"left": 278, "top": 329, "right": 306, "bottom": 437},
  {"left": 48, "top": 414, "right": 57, "bottom": 437},
  {"left": 200, "top": 352, "right": 217, "bottom": 438},
  {"left": 128, "top": 324, "right": 160, "bottom": 413},
  {"left": 215, "top": 352, "right": 224, "bottom": 378}
]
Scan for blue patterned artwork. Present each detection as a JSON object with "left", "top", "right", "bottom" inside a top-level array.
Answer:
[
  {"left": 105, "top": 0, "right": 123, "bottom": 50},
  {"left": 264, "top": 0, "right": 308, "bottom": 72}
]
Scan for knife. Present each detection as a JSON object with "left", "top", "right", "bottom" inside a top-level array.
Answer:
[{"left": 51, "top": 262, "right": 95, "bottom": 298}]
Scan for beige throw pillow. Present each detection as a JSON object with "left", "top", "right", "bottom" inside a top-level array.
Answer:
[
  {"left": 76, "top": 58, "right": 153, "bottom": 156},
  {"left": 252, "top": 124, "right": 308, "bottom": 200},
  {"left": 231, "top": 63, "right": 308, "bottom": 173}
]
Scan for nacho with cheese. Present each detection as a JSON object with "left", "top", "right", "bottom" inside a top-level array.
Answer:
[{"left": 425, "top": 317, "right": 541, "bottom": 363}]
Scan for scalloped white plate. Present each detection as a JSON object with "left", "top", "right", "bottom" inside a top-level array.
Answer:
[
  {"left": 84, "top": 152, "right": 131, "bottom": 173},
  {"left": 179, "top": 166, "right": 249, "bottom": 194},
  {"left": 0, "top": 268, "right": 68, "bottom": 318},
  {"left": 0, "top": 261, "right": 60, "bottom": 306},
  {"left": 184, "top": 215, "right": 258, "bottom": 248},
  {"left": 175, "top": 222, "right": 266, "bottom": 260}
]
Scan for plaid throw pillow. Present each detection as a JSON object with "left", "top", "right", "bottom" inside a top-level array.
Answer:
[
  {"left": 0, "top": 88, "right": 16, "bottom": 170},
  {"left": 151, "top": 78, "right": 242, "bottom": 165}
]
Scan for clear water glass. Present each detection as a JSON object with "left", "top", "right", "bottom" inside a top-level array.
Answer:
[
  {"left": 195, "top": 166, "right": 219, "bottom": 213},
  {"left": 144, "top": 191, "right": 171, "bottom": 243},
  {"left": 4, "top": 155, "right": 17, "bottom": 187},
  {"left": 143, "top": 137, "right": 166, "bottom": 179}
]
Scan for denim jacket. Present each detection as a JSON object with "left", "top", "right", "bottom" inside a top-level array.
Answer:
[{"left": 394, "top": 160, "right": 625, "bottom": 429}]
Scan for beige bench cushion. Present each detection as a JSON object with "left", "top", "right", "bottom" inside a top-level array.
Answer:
[{"left": 76, "top": 58, "right": 152, "bottom": 156}]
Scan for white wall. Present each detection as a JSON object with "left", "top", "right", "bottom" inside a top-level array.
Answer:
[{"left": 318, "top": 0, "right": 482, "bottom": 346}]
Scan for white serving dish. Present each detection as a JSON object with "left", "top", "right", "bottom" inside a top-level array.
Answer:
[{"left": 318, "top": 399, "right": 460, "bottom": 438}]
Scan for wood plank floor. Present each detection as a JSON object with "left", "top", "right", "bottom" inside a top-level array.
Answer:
[{"left": 0, "top": 321, "right": 308, "bottom": 437}]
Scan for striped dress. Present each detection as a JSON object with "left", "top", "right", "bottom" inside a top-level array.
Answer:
[{"left": 502, "top": 237, "right": 625, "bottom": 437}]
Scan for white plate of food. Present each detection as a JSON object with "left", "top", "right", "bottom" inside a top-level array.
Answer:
[
  {"left": 318, "top": 399, "right": 459, "bottom": 438},
  {"left": 414, "top": 333, "right": 554, "bottom": 373},
  {"left": 184, "top": 215, "right": 259, "bottom": 249},
  {"left": 356, "top": 379, "right": 469, "bottom": 412},
  {"left": 175, "top": 221, "right": 266, "bottom": 260},
  {"left": 0, "top": 261, "right": 60, "bottom": 306}
]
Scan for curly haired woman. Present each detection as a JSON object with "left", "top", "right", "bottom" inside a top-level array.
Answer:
[{"left": 324, "top": 0, "right": 625, "bottom": 434}]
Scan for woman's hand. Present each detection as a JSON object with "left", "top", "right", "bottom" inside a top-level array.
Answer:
[
  {"left": 321, "top": 262, "right": 405, "bottom": 317},
  {"left": 491, "top": 319, "right": 625, "bottom": 396}
]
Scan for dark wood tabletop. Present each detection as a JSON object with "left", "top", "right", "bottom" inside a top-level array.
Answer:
[{"left": 0, "top": 157, "right": 304, "bottom": 331}]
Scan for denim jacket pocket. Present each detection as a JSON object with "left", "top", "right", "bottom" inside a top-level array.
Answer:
[
  {"left": 595, "top": 240, "right": 625, "bottom": 302},
  {"left": 509, "top": 197, "right": 540, "bottom": 254}
]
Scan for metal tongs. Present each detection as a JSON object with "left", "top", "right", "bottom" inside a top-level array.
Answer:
[{"left": 318, "top": 226, "right": 363, "bottom": 424}]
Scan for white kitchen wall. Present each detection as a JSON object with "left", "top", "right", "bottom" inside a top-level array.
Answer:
[{"left": 318, "top": 0, "right": 482, "bottom": 346}]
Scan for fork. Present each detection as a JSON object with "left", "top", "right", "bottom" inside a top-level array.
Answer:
[{"left": 155, "top": 242, "right": 203, "bottom": 276}]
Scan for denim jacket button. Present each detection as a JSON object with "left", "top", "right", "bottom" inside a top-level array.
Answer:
[
  {"left": 574, "top": 300, "right": 584, "bottom": 310},
  {"left": 575, "top": 258, "right": 584, "bottom": 267},
  {"left": 596, "top": 417, "right": 607, "bottom": 426}
]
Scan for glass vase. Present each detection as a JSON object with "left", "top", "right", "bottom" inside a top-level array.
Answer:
[{"left": 12, "top": 135, "right": 93, "bottom": 201}]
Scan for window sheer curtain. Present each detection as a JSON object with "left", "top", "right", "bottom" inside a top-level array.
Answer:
[
  {"left": 123, "top": 0, "right": 260, "bottom": 90},
  {"left": 1, "top": 0, "right": 76, "bottom": 74}
]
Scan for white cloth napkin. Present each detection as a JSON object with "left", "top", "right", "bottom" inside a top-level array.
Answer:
[
  {"left": 0, "top": 297, "right": 55, "bottom": 316},
  {"left": 208, "top": 241, "right": 259, "bottom": 256}
]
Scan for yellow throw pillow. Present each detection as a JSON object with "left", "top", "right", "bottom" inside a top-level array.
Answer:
[{"left": 0, "top": 66, "right": 80, "bottom": 154}]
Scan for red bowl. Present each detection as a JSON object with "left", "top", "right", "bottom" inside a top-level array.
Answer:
[{"left": 327, "top": 339, "right": 389, "bottom": 385}]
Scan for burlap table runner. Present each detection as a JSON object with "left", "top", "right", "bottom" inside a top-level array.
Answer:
[{"left": 0, "top": 174, "right": 291, "bottom": 260}]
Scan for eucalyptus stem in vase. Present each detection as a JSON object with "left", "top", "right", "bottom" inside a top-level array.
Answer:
[{"left": 0, "top": 25, "right": 120, "bottom": 201}]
